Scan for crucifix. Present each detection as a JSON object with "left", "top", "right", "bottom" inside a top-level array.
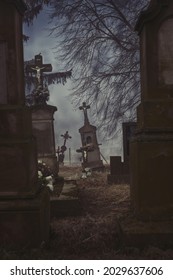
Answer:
[
  {"left": 79, "top": 102, "right": 90, "bottom": 124},
  {"left": 26, "top": 53, "right": 52, "bottom": 87},
  {"left": 56, "top": 131, "right": 72, "bottom": 164}
]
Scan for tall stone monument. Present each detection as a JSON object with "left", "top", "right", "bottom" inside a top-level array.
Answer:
[
  {"left": 26, "top": 54, "right": 59, "bottom": 176},
  {"left": 130, "top": 0, "right": 173, "bottom": 220},
  {"left": 76, "top": 102, "right": 104, "bottom": 170},
  {"left": 0, "top": 0, "right": 50, "bottom": 247}
]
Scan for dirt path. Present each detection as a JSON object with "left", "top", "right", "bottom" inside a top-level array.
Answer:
[{"left": 1, "top": 166, "right": 173, "bottom": 259}]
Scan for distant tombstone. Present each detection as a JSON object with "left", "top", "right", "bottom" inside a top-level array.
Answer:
[
  {"left": 107, "top": 122, "right": 136, "bottom": 184},
  {"left": 130, "top": 0, "right": 173, "bottom": 220},
  {"left": 76, "top": 102, "right": 104, "bottom": 170},
  {"left": 0, "top": 0, "right": 50, "bottom": 247}
]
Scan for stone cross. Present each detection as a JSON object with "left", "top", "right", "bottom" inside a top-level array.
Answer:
[
  {"left": 61, "top": 131, "right": 72, "bottom": 152},
  {"left": 26, "top": 54, "right": 52, "bottom": 87},
  {"left": 79, "top": 102, "right": 90, "bottom": 124},
  {"left": 56, "top": 131, "right": 72, "bottom": 164}
]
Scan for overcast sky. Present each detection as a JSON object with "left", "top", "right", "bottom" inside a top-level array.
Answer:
[{"left": 23, "top": 10, "right": 122, "bottom": 163}]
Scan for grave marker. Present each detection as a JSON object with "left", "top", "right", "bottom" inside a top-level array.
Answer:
[{"left": 107, "top": 122, "right": 136, "bottom": 184}]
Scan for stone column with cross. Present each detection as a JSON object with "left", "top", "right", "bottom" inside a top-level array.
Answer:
[
  {"left": 26, "top": 55, "right": 58, "bottom": 177},
  {"left": 79, "top": 102, "right": 90, "bottom": 125},
  {"left": 0, "top": 0, "right": 50, "bottom": 247},
  {"left": 77, "top": 102, "right": 104, "bottom": 170},
  {"left": 26, "top": 53, "right": 52, "bottom": 87}
]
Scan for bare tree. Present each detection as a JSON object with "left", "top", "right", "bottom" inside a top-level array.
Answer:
[
  {"left": 47, "top": 0, "right": 149, "bottom": 138},
  {"left": 23, "top": 0, "right": 149, "bottom": 137},
  {"left": 24, "top": 0, "right": 51, "bottom": 26}
]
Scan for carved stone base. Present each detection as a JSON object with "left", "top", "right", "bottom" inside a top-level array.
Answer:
[
  {"left": 0, "top": 188, "right": 50, "bottom": 248},
  {"left": 130, "top": 132, "right": 173, "bottom": 220}
]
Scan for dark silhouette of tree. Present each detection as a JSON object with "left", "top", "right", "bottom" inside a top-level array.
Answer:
[
  {"left": 24, "top": 0, "right": 51, "bottom": 26},
  {"left": 24, "top": 0, "right": 150, "bottom": 137}
]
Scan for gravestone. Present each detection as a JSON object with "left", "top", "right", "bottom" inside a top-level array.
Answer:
[
  {"left": 76, "top": 102, "right": 104, "bottom": 170},
  {"left": 107, "top": 122, "right": 136, "bottom": 184},
  {"left": 27, "top": 54, "right": 59, "bottom": 177},
  {"left": 130, "top": 0, "right": 173, "bottom": 220},
  {"left": 0, "top": 0, "right": 50, "bottom": 247}
]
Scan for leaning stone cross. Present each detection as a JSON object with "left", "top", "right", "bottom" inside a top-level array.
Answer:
[
  {"left": 79, "top": 102, "right": 90, "bottom": 124},
  {"left": 26, "top": 53, "right": 52, "bottom": 87},
  {"left": 56, "top": 131, "right": 72, "bottom": 164}
]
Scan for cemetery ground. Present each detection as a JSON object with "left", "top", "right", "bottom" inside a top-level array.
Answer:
[{"left": 1, "top": 165, "right": 173, "bottom": 260}]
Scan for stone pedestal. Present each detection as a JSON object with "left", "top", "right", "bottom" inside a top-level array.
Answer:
[
  {"left": 0, "top": 188, "right": 49, "bottom": 248},
  {"left": 0, "top": 0, "right": 50, "bottom": 247},
  {"left": 31, "top": 104, "right": 59, "bottom": 176},
  {"left": 130, "top": 0, "right": 173, "bottom": 220}
]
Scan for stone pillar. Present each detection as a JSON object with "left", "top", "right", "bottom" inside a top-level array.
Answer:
[
  {"left": 31, "top": 104, "right": 59, "bottom": 176},
  {"left": 0, "top": 0, "right": 50, "bottom": 247},
  {"left": 130, "top": 0, "right": 173, "bottom": 220}
]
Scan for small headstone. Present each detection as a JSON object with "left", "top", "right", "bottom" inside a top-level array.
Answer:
[{"left": 107, "top": 122, "right": 136, "bottom": 184}]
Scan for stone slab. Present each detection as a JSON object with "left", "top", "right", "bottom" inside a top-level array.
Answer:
[{"left": 50, "top": 181, "right": 82, "bottom": 218}]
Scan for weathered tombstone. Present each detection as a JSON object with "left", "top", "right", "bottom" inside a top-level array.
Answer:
[
  {"left": 76, "top": 102, "right": 104, "bottom": 170},
  {"left": 107, "top": 122, "right": 136, "bottom": 184},
  {"left": 0, "top": 0, "right": 50, "bottom": 247},
  {"left": 130, "top": 0, "right": 173, "bottom": 220},
  {"left": 26, "top": 54, "right": 59, "bottom": 177}
]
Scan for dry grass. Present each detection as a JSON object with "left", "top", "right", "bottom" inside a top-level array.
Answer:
[{"left": 1, "top": 165, "right": 173, "bottom": 260}]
